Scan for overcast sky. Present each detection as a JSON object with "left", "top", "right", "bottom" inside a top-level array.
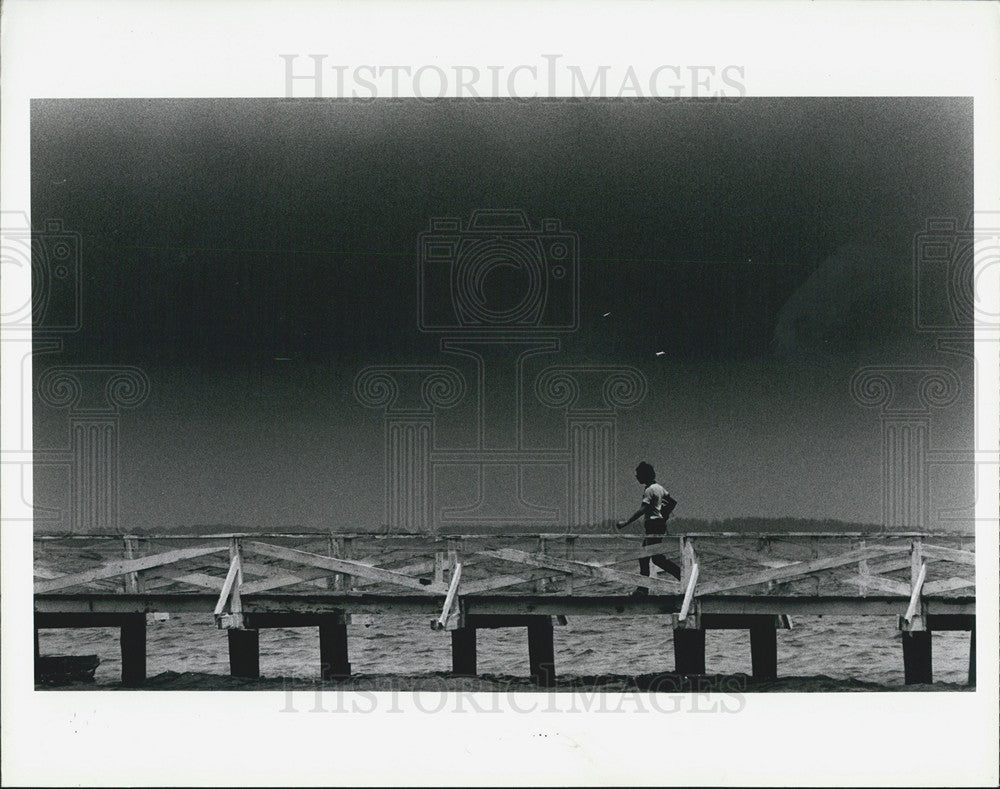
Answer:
[
  {"left": 31, "top": 97, "right": 974, "bottom": 529},
  {"left": 32, "top": 97, "right": 972, "bottom": 363}
]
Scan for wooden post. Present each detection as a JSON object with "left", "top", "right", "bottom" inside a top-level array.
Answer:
[
  {"left": 120, "top": 613, "right": 146, "bottom": 687},
  {"left": 123, "top": 536, "right": 141, "bottom": 593},
  {"left": 565, "top": 537, "right": 576, "bottom": 595},
  {"left": 527, "top": 616, "right": 556, "bottom": 687},
  {"left": 325, "top": 533, "right": 335, "bottom": 590},
  {"left": 342, "top": 537, "right": 354, "bottom": 591},
  {"left": 319, "top": 614, "right": 350, "bottom": 680},
  {"left": 749, "top": 618, "right": 778, "bottom": 680},
  {"left": 673, "top": 627, "right": 706, "bottom": 675},
  {"left": 907, "top": 538, "right": 925, "bottom": 628},
  {"left": 447, "top": 539, "right": 461, "bottom": 584},
  {"left": 673, "top": 535, "right": 705, "bottom": 674},
  {"left": 680, "top": 536, "right": 696, "bottom": 589},
  {"left": 902, "top": 631, "right": 932, "bottom": 685},
  {"left": 332, "top": 537, "right": 346, "bottom": 591},
  {"left": 229, "top": 536, "right": 243, "bottom": 624},
  {"left": 901, "top": 537, "right": 931, "bottom": 685},
  {"left": 451, "top": 627, "right": 477, "bottom": 676},
  {"left": 968, "top": 626, "right": 976, "bottom": 686},
  {"left": 434, "top": 551, "right": 445, "bottom": 587},
  {"left": 536, "top": 538, "right": 548, "bottom": 593},
  {"left": 856, "top": 538, "right": 869, "bottom": 597},
  {"left": 228, "top": 629, "right": 260, "bottom": 679}
]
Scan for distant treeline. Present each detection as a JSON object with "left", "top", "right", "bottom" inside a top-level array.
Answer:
[
  {"left": 36, "top": 516, "right": 904, "bottom": 537},
  {"left": 479, "top": 516, "right": 890, "bottom": 535}
]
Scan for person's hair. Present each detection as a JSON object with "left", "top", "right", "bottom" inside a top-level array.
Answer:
[{"left": 635, "top": 461, "right": 655, "bottom": 483}]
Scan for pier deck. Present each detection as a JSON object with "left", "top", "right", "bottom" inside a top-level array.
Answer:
[{"left": 33, "top": 531, "right": 976, "bottom": 687}]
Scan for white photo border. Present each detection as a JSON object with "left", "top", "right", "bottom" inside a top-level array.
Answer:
[{"left": 2, "top": 1, "right": 998, "bottom": 786}]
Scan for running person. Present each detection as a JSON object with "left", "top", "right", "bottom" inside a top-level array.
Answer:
[{"left": 616, "top": 461, "right": 681, "bottom": 596}]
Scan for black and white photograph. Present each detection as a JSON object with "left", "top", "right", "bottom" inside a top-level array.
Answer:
[
  {"left": 26, "top": 94, "right": 979, "bottom": 690},
  {"left": 2, "top": 1, "right": 998, "bottom": 786}
]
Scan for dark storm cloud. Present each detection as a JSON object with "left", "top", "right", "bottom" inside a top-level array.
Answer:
[
  {"left": 31, "top": 97, "right": 972, "bottom": 363},
  {"left": 772, "top": 242, "right": 911, "bottom": 361},
  {"left": 29, "top": 97, "right": 976, "bottom": 529}
]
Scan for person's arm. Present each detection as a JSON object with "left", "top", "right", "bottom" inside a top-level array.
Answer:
[
  {"left": 616, "top": 507, "right": 646, "bottom": 530},
  {"left": 616, "top": 499, "right": 656, "bottom": 530}
]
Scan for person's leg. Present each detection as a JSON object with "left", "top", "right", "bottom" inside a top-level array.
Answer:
[
  {"left": 638, "top": 550, "right": 652, "bottom": 578},
  {"left": 644, "top": 523, "right": 681, "bottom": 581},
  {"left": 635, "top": 537, "right": 655, "bottom": 595},
  {"left": 652, "top": 554, "right": 682, "bottom": 580}
]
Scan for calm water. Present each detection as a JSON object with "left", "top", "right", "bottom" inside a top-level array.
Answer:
[{"left": 37, "top": 612, "right": 973, "bottom": 689}]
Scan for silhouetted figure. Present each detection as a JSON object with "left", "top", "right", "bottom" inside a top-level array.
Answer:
[{"left": 617, "top": 461, "right": 681, "bottom": 596}]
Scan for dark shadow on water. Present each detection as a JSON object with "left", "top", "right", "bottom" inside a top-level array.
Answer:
[{"left": 36, "top": 670, "right": 974, "bottom": 692}]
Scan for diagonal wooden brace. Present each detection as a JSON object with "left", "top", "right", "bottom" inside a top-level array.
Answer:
[
  {"left": 676, "top": 563, "right": 700, "bottom": 627},
  {"left": 34, "top": 544, "right": 229, "bottom": 593},
  {"left": 695, "top": 544, "right": 908, "bottom": 596},
  {"left": 214, "top": 539, "right": 247, "bottom": 630},
  {"left": 246, "top": 541, "right": 448, "bottom": 594},
  {"left": 432, "top": 562, "right": 463, "bottom": 631},
  {"left": 477, "top": 548, "right": 681, "bottom": 594},
  {"left": 902, "top": 561, "right": 927, "bottom": 629},
  {"left": 901, "top": 538, "right": 928, "bottom": 632}
]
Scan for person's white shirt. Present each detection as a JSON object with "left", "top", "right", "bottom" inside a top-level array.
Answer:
[{"left": 641, "top": 482, "right": 669, "bottom": 520}]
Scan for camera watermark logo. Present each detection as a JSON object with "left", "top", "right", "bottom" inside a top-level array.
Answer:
[
  {"left": 34, "top": 366, "right": 151, "bottom": 533},
  {"left": 850, "top": 212, "right": 999, "bottom": 530},
  {"left": 354, "top": 365, "right": 467, "bottom": 532},
  {"left": 3, "top": 212, "right": 83, "bottom": 526},
  {"left": 1, "top": 212, "right": 82, "bottom": 334},
  {"left": 419, "top": 210, "right": 578, "bottom": 333},
  {"left": 913, "top": 214, "right": 1000, "bottom": 332},
  {"left": 1, "top": 211, "right": 151, "bottom": 532},
  {"left": 850, "top": 366, "right": 961, "bottom": 530},
  {"left": 356, "top": 211, "right": 644, "bottom": 533}
]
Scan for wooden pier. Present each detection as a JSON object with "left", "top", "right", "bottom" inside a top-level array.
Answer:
[{"left": 33, "top": 531, "right": 976, "bottom": 688}]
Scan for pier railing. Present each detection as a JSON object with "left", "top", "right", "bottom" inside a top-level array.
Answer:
[
  {"left": 33, "top": 531, "right": 976, "bottom": 687},
  {"left": 34, "top": 530, "right": 975, "bottom": 608}
]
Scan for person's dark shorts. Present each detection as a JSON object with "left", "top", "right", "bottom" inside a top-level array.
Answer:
[{"left": 643, "top": 517, "right": 667, "bottom": 539}]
